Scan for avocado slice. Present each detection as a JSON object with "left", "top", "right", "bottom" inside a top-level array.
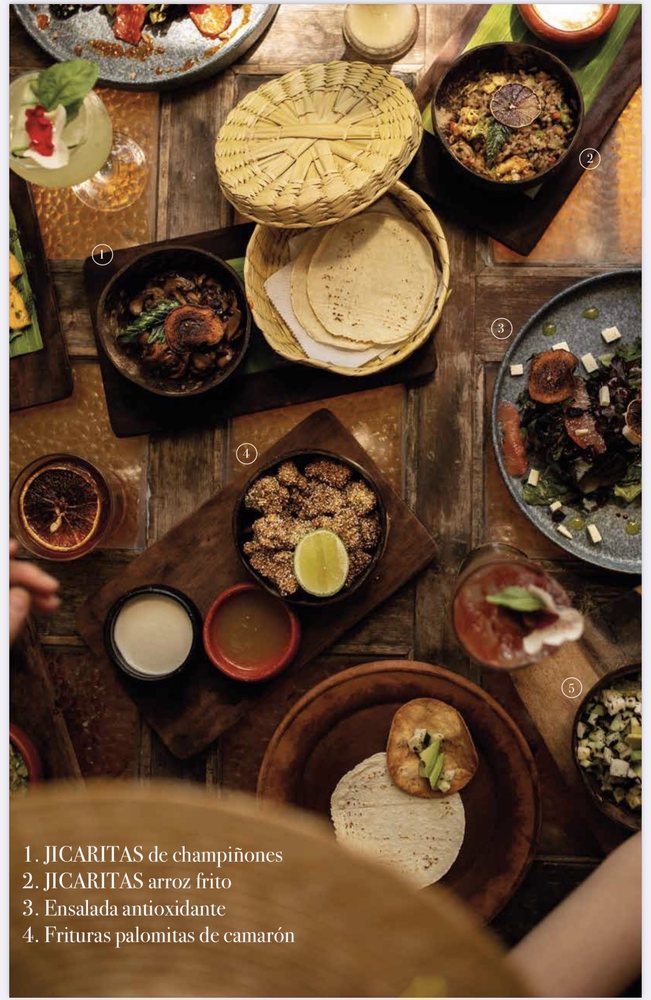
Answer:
[
  {"left": 418, "top": 738, "right": 441, "bottom": 778},
  {"left": 428, "top": 751, "right": 445, "bottom": 791},
  {"left": 629, "top": 750, "right": 642, "bottom": 763}
]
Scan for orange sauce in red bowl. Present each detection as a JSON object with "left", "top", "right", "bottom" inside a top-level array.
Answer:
[{"left": 203, "top": 583, "right": 301, "bottom": 682}]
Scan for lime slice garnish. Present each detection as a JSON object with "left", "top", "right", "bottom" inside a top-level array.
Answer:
[{"left": 294, "top": 530, "right": 349, "bottom": 598}]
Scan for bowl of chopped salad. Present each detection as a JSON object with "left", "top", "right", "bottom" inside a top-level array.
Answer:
[
  {"left": 573, "top": 667, "right": 641, "bottom": 831},
  {"left": 433, "top": 42, "right": 583, "bottom": 192},
  {"left": 10, "top": 724, "right": 42, "bottom": 793}
]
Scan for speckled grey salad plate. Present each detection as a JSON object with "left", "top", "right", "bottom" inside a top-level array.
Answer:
[
  {"left": 13, "top": 5, "right": 278, "bottom": 90},
  {"left": 492, "top": 269, "right": 641, "bottom": 575}
]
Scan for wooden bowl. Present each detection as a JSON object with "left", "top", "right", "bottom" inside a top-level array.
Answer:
[
  {"left": 97, "top": 245, "right": 251, "bottom": 398},
  {"left": 232, "top": 448, "right": 389, "bottom": 607},
  {"left": 518, "top": 5, "right": 619, "bottom": 48},
  {"left": 572, "top": 664, "right": 641, "bottom": 831},
  {"left": 432, "top": 42, "right": 584, "bottom": 195},
  {"left": 10, "top": 723, "right": 42, "bottom": 786}
]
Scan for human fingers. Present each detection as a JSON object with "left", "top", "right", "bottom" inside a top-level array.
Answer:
[
  {"left": 10, "top": 587, "right": 31, "bottom": 644},
  {"left": 9, "top": 560, "right": 60, "bottom": 596}
]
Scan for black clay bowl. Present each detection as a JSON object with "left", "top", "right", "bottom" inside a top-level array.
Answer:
[
  {"left": 572, "top": 665, "right": 642, "bottom": 832},
  {"left": 432, "top": 42, "right": 584, "bottom": 195},
  {"left": 97, "top": 244, "right": 251, "bottom": 398},
  {"left": 233, "top": 449, "right": 389, "bottom": 608}
]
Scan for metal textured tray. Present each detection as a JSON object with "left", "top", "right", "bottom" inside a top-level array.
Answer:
[
  {"left": 492, "top": 269, "right": 641, "bottom": 575},
  {"left": 13, "top": 4, "right": 278, "bottom": 90}
]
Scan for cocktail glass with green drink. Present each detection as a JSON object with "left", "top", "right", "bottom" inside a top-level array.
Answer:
[{"left": 10, "top": 59, "right": 147, "bottom": 211}]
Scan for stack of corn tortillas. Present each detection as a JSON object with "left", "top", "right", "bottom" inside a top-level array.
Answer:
[
  {"left": 264, "top": 198, "right": 440, "bottom": 370},
  {"left": 331, "top": 752, "right": 465, "bottom": 889}
]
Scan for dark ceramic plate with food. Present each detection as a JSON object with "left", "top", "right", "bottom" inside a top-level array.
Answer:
[
  {"left": 13, "top": 5, "right": 278, "bottom": 90},
  {"left": 233, "top": 449, "right": 389, "bottom": 607},
  {"left": 258, "top": 660, "right": 540, "bottom": 922},
  {"left": 492, "top": 269, "right": 641, "bottom": 574},
  {"left": 433, "top": 42, "right": 583, "bottom": 193},
  {"left": 573, "top": 665, "right": 641, "bottom": 831},
  {"left": 97, "top": 244, "right": 251, "bottom": 398}
]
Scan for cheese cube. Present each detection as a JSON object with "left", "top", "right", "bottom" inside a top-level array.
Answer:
[
  {"left": 549, "top": 500, "right": 562, "bottom": 513},
  {"left": 553, "top": 341, "right": 570, "bottom": 352},
  {"left": 623, "top": 425, "right": 639, "bottom": 444},
  {"left": 601, "top": 326, "right": 622, "bottom": 344},
  {"left": 557, "top": 524, "right": 573, "bottom": 539},
  {"left": 527, "top": 468, "right": 540, "bottom": 487},
  {"left": 510, "top": 363, "right": 524, "bottom": 376},
  {"left": 581, "top": 352, "right": 599, "bottom": 373},
  {"left": 587, "top": 524, "right": 602, "bottom": 544},
  {"left": 599, "top": 386, "right": 611, "bottom": 406}
]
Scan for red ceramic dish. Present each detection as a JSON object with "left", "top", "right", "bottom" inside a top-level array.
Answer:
[
  {"left": 203, "top": 582, "right": 301, "bottom": 683},
  {"left": 518, "top": 5, "right": 619, "bottom": 47},
  {"left": 10, "top": 723, "right": 42, "bottom": 783}
]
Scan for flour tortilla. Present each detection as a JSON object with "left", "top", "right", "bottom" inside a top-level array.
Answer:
[
  {"left": 387, "top": 699, "right": 479, "bottom": 799},
  {"left": 330, "top": 752, "right": 465, "bottom": 888},
  {"left": 291, "top": 234, "right": 376, "bottom": 350},
  {"left": 306, "top": 213, "right": 437, "bottom": 345}
]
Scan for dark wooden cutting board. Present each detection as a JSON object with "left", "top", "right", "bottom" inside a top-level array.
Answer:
[
  {"left": 77, "top": 409, "right": 438, "bottom": 758},
  {"left": 10, "top": 620, "right": 82, "bottom": 781},
  {"left": 83, "top": 225, "right": 438, "bottom": 438},
  {"left": 10, "top": 173, "right": 73, "bottom": 411},
  {"left": 406, "top": 7, "right": 642, "bottom": 256}
]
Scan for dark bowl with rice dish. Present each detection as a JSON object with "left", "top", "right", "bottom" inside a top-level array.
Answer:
[{"left": 433, "top": 42, "right": 584, "bottom": 194}]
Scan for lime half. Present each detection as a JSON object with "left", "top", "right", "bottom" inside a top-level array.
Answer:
[{"left": 294, "top": 530, "right": 349, "bottom": 598}]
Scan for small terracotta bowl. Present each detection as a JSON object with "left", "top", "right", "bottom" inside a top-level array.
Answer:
[
  {"left": 203, "top": 582, "right": 301, "bottom": 683},
  {"left": 10, "top": 723, "right": 42, "bottom": 785},
  {"left": 518, "top": 5, "right": 619, "bottom": 48}
]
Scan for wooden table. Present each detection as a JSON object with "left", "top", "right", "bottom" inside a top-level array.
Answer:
[{"left": 10, "top": 4, "right": 642, "bottom": 950}]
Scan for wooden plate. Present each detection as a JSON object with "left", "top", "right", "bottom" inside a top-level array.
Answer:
[{"left": 258, "top": 660, "right": 540, "bottom": 922}]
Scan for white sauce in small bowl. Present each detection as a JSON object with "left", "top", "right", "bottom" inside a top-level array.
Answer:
[
  {"left": 532, "top": 4, "right": 604, "bottom": 32},
  {"left": 112, "top": 593, "right": 194, "bottom": 678}
]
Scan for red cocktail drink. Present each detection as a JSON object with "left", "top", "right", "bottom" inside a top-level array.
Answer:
[{"left": 452, "top": 544, "right": 582, "bottom": 670}]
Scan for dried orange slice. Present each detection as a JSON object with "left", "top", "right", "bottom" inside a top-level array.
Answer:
[
  {"left": 19, "top": 464, "right": 102, "bottom": 553},
  {"left": 490, "top": 84, "right": 541, "bottom": 129}
]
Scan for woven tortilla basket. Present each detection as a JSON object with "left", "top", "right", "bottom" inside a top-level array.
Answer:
[
  {"left": 215, "top": 61, "right": 423, "bottom": 228},
  {"left": 244, "top": 180, "right": 451, "bottom": 377}
]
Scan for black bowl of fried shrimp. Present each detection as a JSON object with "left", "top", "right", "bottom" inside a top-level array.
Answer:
[{"left": 233, "top": 449, "right": 389, "bottom": 606}]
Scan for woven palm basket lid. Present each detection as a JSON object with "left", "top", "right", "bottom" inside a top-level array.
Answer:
[
  {"left": 11, "top": 782, "right": 527, "bottom": 998},
  {"left": 215, "top": 61, "right": 423, "bottom": 228}
]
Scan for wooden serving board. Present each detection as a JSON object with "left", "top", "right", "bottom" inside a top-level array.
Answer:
[
  {"left": 10, "top": 620, "right": 82, "bottom": 781},
  {"left": 10, "top": 173, "right": 73, "bottom": 411},
  {"left": 509, "top": 590, "right": 641, "bottom": 851},
  {"left": 406, "top": 6, "right": 642, "bottom": 256},
  {"left": 83, "top": 225, "right": 438, "bottom": 438},
  {"left": 77, "top": 409, "right": 438, "bottom": 758}
]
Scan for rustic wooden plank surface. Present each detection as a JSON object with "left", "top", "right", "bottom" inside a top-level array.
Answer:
[{"left": 9, "top": 3, "right": 641, "bottom": 950}]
